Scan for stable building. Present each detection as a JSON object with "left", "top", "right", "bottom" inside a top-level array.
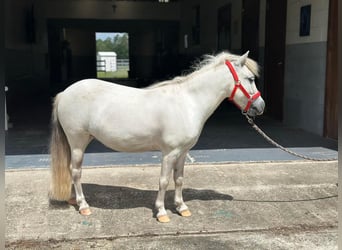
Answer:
[{"left": 3, "top": 0, "right": 338, "bottom": 140}]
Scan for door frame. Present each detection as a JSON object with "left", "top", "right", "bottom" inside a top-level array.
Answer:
[{"left": 323, "top": 0, "right": 338, "bottom": 139}]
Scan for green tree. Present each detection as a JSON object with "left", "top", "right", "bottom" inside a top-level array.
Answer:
[
  {"left": 96, "top": 33, "right": 129, "bottom": 59},
  {"left": 112, "top": 33, "right": 129, "bottom": 59},
  {"left": 96, "top": 37, "right": 113, "bottom": 51}
]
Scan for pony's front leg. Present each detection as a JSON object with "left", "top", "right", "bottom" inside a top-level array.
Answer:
[
  {"left": 174, "top": 153, "right": 191, "bottom": 217},
  {"left": 155, "top": 152, "right": 177, "bottom": 223},
  {"left": 71, "top": 148, "right": 91, "bottom": 215}
]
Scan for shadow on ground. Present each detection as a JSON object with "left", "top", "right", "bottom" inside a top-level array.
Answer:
[{"left": 49, "top": 184, "right": 233, "bottom": 215}]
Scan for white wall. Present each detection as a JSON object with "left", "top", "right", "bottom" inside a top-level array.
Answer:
[
  {"left": 286, "top": 0, "right": 329, "bottom": 44},
  {"left": 283, "top": 0, "right": 329, "bottom": 135}
]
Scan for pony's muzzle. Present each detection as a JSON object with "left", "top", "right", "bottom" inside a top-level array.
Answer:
[{"left": 247, "top": 96, "right": 265, "bottom": 117}]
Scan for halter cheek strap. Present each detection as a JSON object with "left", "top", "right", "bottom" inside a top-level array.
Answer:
[{"left": 225, "top": 60, "right": 261, "bottom": 112}]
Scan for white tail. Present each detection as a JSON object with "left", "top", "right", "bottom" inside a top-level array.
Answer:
[{"left": 49, "top": 94, "right": 72, "bottom": 201}]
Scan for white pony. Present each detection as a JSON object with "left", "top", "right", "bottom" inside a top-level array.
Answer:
[{"left": 49, "top": 51, "right": 265, "bottom": 223}]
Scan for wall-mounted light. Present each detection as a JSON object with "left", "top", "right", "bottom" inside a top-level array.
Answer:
[{"left": 159, "top": 0, "right": 169, "bottom": 3}]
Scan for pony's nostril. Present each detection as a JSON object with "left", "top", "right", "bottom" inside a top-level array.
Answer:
[
  {"left": 253, "top": 98, "right": 265, "bottom": 115},
  {"left": 250, "top": 103, "right": 264, "bottom": 115}
]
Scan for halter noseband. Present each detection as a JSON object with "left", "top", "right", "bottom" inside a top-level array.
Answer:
[{"left": 225, "top": 60, "right": 261, "bottom": 112}]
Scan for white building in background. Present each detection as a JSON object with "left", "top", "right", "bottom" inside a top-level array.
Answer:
[{"left": 97, "top": 52, "right": 117, "bottom": 72}]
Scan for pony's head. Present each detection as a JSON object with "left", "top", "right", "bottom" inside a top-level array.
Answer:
[{"left": 226, "top": 51, "right": 265, "bottom": 117}]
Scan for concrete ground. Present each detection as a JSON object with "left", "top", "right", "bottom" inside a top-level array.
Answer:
[{"left": 6, "top": 161, "right": 338, "bottom": 249}]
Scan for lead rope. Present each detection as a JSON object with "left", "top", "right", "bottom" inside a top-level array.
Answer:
[{"left": 243, "top": 113, "right": 338, "bottom": 161}]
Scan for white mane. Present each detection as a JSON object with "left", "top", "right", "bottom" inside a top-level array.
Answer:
[{"left": 147, "top": 51, "right": 260, "bottom": 89}]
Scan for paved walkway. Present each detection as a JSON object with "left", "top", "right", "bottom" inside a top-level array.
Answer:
[
  {"left": 6, "top": 161, "right": 338, "bottom": 249},
  {"left": 5, "top": 147, "right": 338, "bottom": 169}
]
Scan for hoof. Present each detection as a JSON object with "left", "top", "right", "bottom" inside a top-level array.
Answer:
[
  {"left": 157, "top": 215, "right": 170, "bottom": 223},
  {"left": 180, "top": 210, "right": 192, "bottom": 217},
  {"left": 67, "top": 198, "right": 77, "bottom": 206},
  {"left": 79, "top": 208, "right": 92, "bottom": 216}
]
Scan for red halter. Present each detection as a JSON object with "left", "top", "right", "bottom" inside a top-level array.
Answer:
[{"left": 225, "top": 60, "right": 261, "bottom": 112}]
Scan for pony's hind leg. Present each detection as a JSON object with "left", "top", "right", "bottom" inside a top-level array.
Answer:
[
  {"left": 69, "top": 134, "right": 92, "bottom": 215},
  {"left": 174, "top": 153, "right": 191, "bottom": 217}
]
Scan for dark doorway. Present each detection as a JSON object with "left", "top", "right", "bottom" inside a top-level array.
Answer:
[
  {"left": 48, "top": 21, "right": 97, "bottom": 96},
  {"left": 264, "top": 0, "right": 287, "bottom": 120},
  {"left": 242, "top": 0, "right": 260, "bottom": 61},
  {"left": 47, "top": 22, "right": 64, "bottom": 94},
  {"left": 217, "top": 4, "right": 231, "bottom": 51}
]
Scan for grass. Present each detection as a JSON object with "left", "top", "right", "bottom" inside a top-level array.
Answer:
[{"left": 97, "top": 69, "right": 128, "bottom": 79}]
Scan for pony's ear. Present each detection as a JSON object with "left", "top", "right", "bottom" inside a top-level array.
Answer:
[{"left": 235, "top": 51, "right": 249, "bottom": 66}]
